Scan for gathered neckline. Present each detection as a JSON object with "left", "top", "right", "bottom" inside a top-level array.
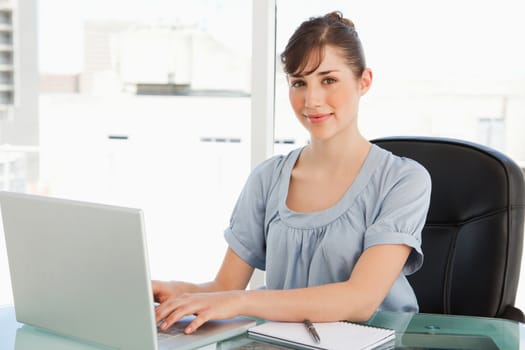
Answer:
[{"left": 278, "top": 145, "right": 385, "bottom": 229}]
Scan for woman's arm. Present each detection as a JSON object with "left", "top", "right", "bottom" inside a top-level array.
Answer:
[
  {"left": 152, "top": 247, "right": 254, "bottom": 303},
  {"left": 244, "top": 244, "right": 410, "bottom": 321},
  {"left": 156, "top": 244, "right": 410, "bottom": 333}
]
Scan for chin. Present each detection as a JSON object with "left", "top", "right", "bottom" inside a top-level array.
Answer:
[{"left": 308, "top": 130, "right": 337, "bottom": 142}]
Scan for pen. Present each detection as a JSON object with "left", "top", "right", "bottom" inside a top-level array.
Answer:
[{"left": 304, "top": 319, "right": 321, "bottom": 343}]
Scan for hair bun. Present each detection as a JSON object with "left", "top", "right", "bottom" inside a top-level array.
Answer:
[{"left": 325, "top": 11, "right": 355, "bottom": 29}]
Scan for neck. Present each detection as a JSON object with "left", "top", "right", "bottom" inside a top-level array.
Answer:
[{"left": 305, "top": 128, "right": 371, "bottom": 169}]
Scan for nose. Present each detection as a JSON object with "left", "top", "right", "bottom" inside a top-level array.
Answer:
[{"left": 304, "top": 84, "right": 323, "bottom": 108}]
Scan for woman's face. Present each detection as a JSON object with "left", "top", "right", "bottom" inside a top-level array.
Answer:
[{"left": 287, "top": 45, "right": 372, "bottom": 142}]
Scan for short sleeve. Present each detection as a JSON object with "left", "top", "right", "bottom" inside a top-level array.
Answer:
[
  {"left": 224, "top": 155, "right": 284, "bottom": 270},
  {"left": 364, "top": 159, "right": 432, "bottom": 275}
]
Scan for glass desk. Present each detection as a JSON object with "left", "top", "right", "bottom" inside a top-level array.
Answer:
[{"left": 1, "top": 305, "right": 523, "bottom": 350}]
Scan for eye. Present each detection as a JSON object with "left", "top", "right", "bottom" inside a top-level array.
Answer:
[
  {"left": 290, "top": 79, "right": 305, "bottom": 88},
  {"left": 323, "top": 77, "right": 337, "bottom": 84}
]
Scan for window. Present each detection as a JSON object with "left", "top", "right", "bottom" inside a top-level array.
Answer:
[
  {"left": 274, "top": 0, "right": 525, "bottom": 164},
  {"left": 1, "top": 0, "right": 524, "bottom": 312},
  {"left": 0, "top": 0, "right": 252, "bottom": 306},
  {"left": 477, "top": 117, "right": 505, "bottom": 151},
  {"left": 274, "top": 0, "right": 525, "bottom": 309}
]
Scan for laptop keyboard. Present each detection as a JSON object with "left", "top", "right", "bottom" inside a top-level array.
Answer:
[{"left": 157, "top": 323, "right": 185, "bottom": 340}]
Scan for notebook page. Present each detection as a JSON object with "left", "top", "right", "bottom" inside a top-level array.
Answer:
[{"left": 248, "top": 321, "right": 395, "bottom": 350}]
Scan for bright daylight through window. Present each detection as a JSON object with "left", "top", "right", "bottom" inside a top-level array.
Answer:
[
  {"left": 0, "top": 0, "right": 524, "bottom": 312},
  {"left": 0, "top": 0, "right": 252, "bottom": 306},
  {"left": 273, "top": 0, "right": 525, "bottom": 307}
]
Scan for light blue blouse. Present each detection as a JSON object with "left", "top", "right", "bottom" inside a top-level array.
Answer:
[{"left": 224, "top": 145, "right": 432, "bottom": 312}]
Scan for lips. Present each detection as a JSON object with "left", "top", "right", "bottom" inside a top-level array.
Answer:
[{"left": 306, "top": 113, "right": 333, "bottom": 124}]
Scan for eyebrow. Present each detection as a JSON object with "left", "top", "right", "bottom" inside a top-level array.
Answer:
[
  {"left": 317, "top": 70, "right": 339, "bottom": 75},
  {"left": 290, "top": 69, "right": 340, "bottom": 78}
]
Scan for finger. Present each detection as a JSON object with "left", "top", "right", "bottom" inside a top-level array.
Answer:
[
  {"left": 185, "top": 313, "right": 211, "bottom": 334},
  {"left": 161, "top": 307, "right": 192, "bottom": 331},
  {"left": 158, "top": 296, "right": 199, "bottom": 330},
  {"left": 154, "top": 305, "right": 164, "bottom": 323},
  {"left": 155, "top": 299, "right": 179, "bottom": 324}
]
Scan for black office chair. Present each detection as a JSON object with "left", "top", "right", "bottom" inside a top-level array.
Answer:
[{"left": 371, "top": 136, "right": 525, "bottom": 322}]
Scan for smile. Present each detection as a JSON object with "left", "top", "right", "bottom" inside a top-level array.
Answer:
[{"left": 306, "top": 113, "right": 333, "bottom": 124}]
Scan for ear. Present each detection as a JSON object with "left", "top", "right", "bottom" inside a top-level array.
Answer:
[{"left": 359, "top": 68, "right": 373, "bottom": 96}]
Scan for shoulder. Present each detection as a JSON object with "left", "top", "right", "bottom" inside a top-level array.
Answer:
[
  {"left": 246, "top": 147, "right": 301, "bottom": 189},
  {"left": 371, "top": 145, "right": 431, "bottom": 190},
  {"left": 251, "top": 147, "right": 300, "bottom": 177}
]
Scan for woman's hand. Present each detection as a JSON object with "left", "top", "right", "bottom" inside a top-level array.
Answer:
[
  {"left": 152, "top": 280, "right": 190, "bottom": 304},
  {"left": 152, "top": 248, "right": 255, "bottom": 333},
  {"left": 155, "top": 290, "right": 245, "bottom": 334}
]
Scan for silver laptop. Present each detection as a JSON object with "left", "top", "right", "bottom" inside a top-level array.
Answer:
[{"left": 0, "top": 191, "right": 255, "bottom": 350}]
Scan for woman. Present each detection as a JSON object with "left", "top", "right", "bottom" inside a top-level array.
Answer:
[{"left": 153, "top": 11, "right": 431, "bottom": 334}]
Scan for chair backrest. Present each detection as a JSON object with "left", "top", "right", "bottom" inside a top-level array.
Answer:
[{"left": 371, "top": 136, "right": 525, "bottom": 321}]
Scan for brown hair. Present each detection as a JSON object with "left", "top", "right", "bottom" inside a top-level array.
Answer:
[{"left": 280, "top": 11, "right": 366, "bottom": 78}]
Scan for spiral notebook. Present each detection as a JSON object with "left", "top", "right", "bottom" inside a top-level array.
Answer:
[{"left": 248, "top": 320, "right": 395, "bottom": 350}]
